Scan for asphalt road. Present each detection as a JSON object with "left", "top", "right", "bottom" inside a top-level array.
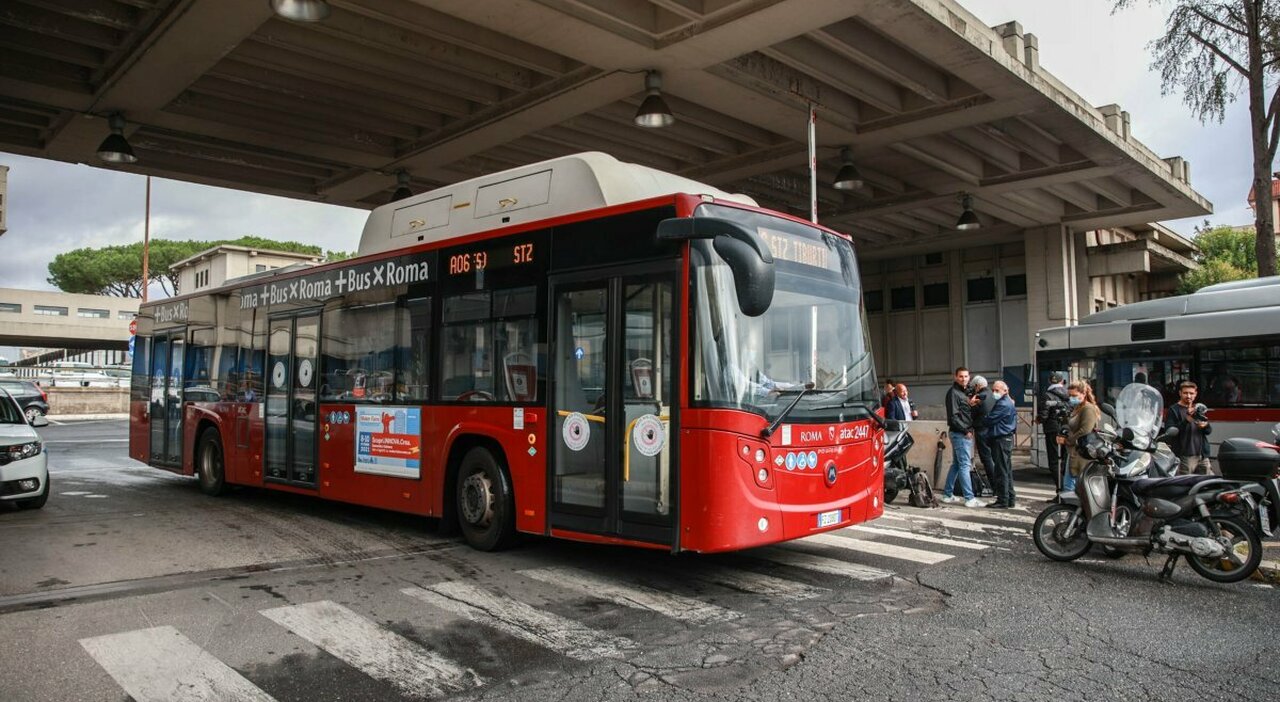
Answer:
[{"left": 0, "top": 420, "right": 1276, "bottom": 702}]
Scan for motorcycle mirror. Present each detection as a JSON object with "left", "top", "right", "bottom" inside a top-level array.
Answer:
[
  {"left": 1120, "top": 426, "right": 1135, "bottom": 442},
  {"left": 1159, "top": 426, "right": 1179, "bottom": 441}
]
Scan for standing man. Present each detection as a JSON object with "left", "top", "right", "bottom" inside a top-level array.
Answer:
[
  {"left": 942, "top": 367, "right": 981, "bottom": 507},
  {"left": 881, "top": 379, "right": 896, "bottom": 409},
  {"left": 1164, "top": 381, "right": 1213, "bottom": 475},
  {"left": 983, "top": 381, "right": 1019, "bottom": 508},
  {"left": 1037, "top": 372, "right": 1070, "bottom": 490},
  {"left": 886, "top": 383, "right": 918, "bottom": 422},
  {"left": 969, "top": 375, "right": 996, "bottom": 493}
]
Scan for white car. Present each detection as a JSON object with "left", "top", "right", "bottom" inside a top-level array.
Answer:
[{"left": 0, "top": 388, "right": 49, "bottom": 510}]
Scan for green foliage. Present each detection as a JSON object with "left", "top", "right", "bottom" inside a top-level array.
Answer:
[
  {"left": 1176, "top": 224, "right": 1259, "bottom": 293},
  {"left": 47, "top": 236, "right": 343, "bottom": 297}
]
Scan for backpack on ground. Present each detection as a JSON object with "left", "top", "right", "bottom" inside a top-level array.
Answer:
[{"left": 908, "top": 467, "right": 940, "bottom": 508}]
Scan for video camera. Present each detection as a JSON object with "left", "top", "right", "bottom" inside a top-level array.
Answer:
[
  {"left": 1041, "top": 396, "right": 1072, "bottom": 435},
  {"left": 1191, "top": 402, "right": 1209, "bottom": 423}
]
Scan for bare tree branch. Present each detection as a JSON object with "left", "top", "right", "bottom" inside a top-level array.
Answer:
[
  {"left": 1189, "top": 30, "right": 1251, "bottom": 76},
  {"left": 1188, "top": 5, "right": 1248, "bottom": 37}
]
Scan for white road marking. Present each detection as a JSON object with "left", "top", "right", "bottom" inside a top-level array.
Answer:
[
  {"left": 951, "top": 509, "right": 1036, "bottom": 525},
  {"left": 403, "top": 582, "right": 634, "bottom": 660},
  {"left": 1013, "top": 485, "right": 1059, "bottom": 499},
  {"left": 58, "top": 491, "right": 90, "bottom": 496},
  {"left": 260, "top": 600, "right": 480, "bottom": 699},
  {"left": 519, "top": 566, "right": 741, "bottom": 624},
  {"left": 695, "top": 568, "right": 827, "bottom": 600},
  {"left": 880, "top": 512, "right": 1027, "bottom": 534},
  {"left": 801, "top": 532, "right": 953, "bottom": 564},
  {"left": 846, "top": 524, "right": 990, "bottom": 551},
  {"left": 80, "top": 625, "right": 276, "bottom": 702},
  {"left": 47, "top": 439, "right": 130, "bottom": 444},
  {"left": 84, "top": 494, "right": 109, "bottom": 499},
  {"left": 752, "top": 548, "right": 895, "bottom": 581}
]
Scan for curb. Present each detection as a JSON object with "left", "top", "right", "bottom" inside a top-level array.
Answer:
[
  {"left": 48, "top": 414, "right": 129, "bottom": 422},
  {"left": 1252, "top": 561, "right": 1279, "bottom": 584}
]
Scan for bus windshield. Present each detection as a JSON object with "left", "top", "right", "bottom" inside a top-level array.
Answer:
[{"left": 692, "top": 204, "right": 878, "bottom": 421}]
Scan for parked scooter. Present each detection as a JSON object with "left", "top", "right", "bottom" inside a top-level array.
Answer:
[
  {"left": 882, "top": 426, "right": 914, "bottom": 504},
  {"left": 1033, "top": 383, "right": 1265, "bottom": 583},
  {"left": 1215, "top": 422, "right": 1280, "bottom": 538}
]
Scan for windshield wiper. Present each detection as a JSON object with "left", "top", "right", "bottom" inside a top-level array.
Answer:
[{"left": 761, "top": 382, "right": 816, "bottom": 438}]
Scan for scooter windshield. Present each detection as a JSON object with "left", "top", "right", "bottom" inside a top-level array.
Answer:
[{"left": 1114, "top": 382, "right": 1164, "bottom": 450}]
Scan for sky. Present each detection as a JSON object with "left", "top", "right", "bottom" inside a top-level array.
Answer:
[{"left": 0, "top": 0, "right": 1262, "bottom": 295}]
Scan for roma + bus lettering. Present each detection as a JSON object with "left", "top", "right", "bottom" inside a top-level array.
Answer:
[{"left": 239, "top": 255, "right": 431, "bottom": 310}]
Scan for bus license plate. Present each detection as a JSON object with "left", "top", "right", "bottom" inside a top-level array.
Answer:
[{"left": 816, "top": 509, "right": 841, "bottom": 528}]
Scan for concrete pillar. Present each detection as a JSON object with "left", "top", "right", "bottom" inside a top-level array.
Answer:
[
  {"left": 1023, "top": 33, "right": 1040, "bottom": 71},
  {"left": 1024, "top": 225, "right": 1086, "bottom": 351},
  {"left": 1098, "top": 104, "right": 1123, "bottom": 135},
  {"left": 995, "top": 21, "right": 1025, "bottom": 63}
]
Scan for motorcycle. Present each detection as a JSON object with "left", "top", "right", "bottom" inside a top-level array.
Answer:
[
  {"left": 1033, "top": 383, "right": 1265, "bottom": 583},
  {"left": 1216, "top": 421, "right": 1280, "bottom": 539},
  {"left": 882, "top": 424, "right": 914, "bottom": 504}
]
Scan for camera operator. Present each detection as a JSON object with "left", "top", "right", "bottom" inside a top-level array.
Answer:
[
  {"left": 1036, "top": 372, "right": 1070, "bottom": 491},
  {"left": 968, "top": 376, "right": 997, "bottom": 493},
  {"left": 1164, "top": 380, "right": 1214, "bottom": 475}
]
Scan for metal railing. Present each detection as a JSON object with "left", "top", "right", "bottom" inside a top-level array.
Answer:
[{"left": 0, "top": 364, "right": 131, "bottom": 389}]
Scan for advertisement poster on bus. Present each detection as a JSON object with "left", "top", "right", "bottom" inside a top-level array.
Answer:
[{"left": 354, "top": 406, "right": 422, "bottom": 479}]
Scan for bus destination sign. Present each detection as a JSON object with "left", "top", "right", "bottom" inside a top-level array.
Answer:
[
  {"left": 448, "top": 241, "right": 536, "bottom": 276},
  {"left": 239, "top": 253, "right": 432, "bottom": 310},
  {"left": 758, "top": 227, "right": 841, "bottom": 272}
]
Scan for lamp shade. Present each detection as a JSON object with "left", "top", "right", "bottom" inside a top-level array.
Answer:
[
  {"left": 270, "top": 0, "right": 331, "bottom": 22},
  {"left": 96, "top": 132, "right": 137, "bottom": 164},
  {"left": 833, "top": 162, "right": 863, "bottom": 190},
  {"left": 955, "top": 195, "right": 981, "bottom": 231},
  {"left": 634, "top": 93, "right": 674, "bottom": 128}
]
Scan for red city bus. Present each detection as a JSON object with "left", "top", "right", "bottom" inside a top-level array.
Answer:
[{"left": 129, "top": 153, "right": 886, "bottom": 553}]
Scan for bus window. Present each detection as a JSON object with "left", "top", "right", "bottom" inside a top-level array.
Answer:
[
  {"left": 398, "top": 297, "right": 432, "bottom": 402},
  {"left": 320, "top": 302, "right": 399, "bottom": 403},
  {"left": 1198, "top": 347, "right": 1269, "bottom": 406}
]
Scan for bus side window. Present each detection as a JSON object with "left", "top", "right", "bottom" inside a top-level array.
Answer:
[{"left": 398, "top": 297, "right": 432, "bottom": 402}]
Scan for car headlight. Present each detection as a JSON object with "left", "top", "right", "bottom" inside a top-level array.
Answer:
[{"left": 8, "top": 441, "right": 41, "bottom": 460}]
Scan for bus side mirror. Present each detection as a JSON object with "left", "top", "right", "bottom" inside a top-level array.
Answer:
[{"left": 657, "top": 217, "right": 775, "bottom": 317}]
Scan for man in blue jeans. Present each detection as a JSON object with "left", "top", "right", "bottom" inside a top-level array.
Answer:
[{"left": 942, "top": 366, "right": 982, "bottom": 507}]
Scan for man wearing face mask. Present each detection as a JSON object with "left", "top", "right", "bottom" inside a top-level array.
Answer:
[{"left": 981, "top": 380, "right": 1018, "bottom": 508}]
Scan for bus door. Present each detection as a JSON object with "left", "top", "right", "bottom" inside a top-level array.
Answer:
[
  {"left": 265, "top": 312, "right": 320, "bottom": 486},
  {"left": 148, "top": 329, "right": 185, "bottom": 466},
  {"left": 549, "top": 268, "right": 677, "bottom": 545}
]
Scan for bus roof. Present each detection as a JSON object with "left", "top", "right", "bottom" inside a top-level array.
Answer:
[
  {"left": 1078, "top": 275, "right": 1280, "bottom": 325},
  {"left": 357, "top": 152, "right": 757, "bottom": 258}
]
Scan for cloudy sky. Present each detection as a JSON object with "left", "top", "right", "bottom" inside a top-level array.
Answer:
[{"left": 0, "top": 0, "right": 1260, "bottom": 294}]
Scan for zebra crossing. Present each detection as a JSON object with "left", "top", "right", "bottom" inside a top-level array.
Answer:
[{"left": 78, "top": 490, "right": 1046, "bottom": 701}]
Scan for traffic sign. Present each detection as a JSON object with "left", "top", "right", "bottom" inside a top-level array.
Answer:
[{"left": 128, "top": 318, "right": 137, "bottom": 336}]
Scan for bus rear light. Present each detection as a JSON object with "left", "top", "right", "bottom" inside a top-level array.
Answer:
[
  {"left": 757, "top": 517, "right": 769, "bottom": 532},
  {"left": 757, "top": 467, "right": 769, "bottom": 483},
  {"left": 754, "top": 448, "right": 766, "bottom": 463}
]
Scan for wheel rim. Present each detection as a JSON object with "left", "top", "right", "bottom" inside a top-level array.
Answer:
[
  {"left": 1037, "top": 507, "right": 1088, "bottom": 557},
  {"left": 1196, "top": 523, "right": 1251, "bottom": 572},
  {"left": 24, "top": 407, "right": 38, "bottom": 423},
  {"left": 460, "top": 471, "right": 494, "bottom": 527}
]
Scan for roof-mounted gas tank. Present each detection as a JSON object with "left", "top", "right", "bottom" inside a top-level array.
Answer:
[{"left": 356, "top": 152, "right": 756, "bottom": 257}]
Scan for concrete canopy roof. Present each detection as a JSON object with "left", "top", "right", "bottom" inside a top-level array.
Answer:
[{"left": 0, "top": 0, "right": 1211, "bottom": 257}]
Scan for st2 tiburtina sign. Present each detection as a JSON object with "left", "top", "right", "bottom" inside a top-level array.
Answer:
[{"left": 239, "top": 253, "right": 433, "bottom": 310}]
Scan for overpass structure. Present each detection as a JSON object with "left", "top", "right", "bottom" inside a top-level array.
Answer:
[
  {"left": 0, "top": 0, "right": 1213, "bottom": 402},
  {"left": 0, "top": 288, "right": 135, "bottom": 350}
]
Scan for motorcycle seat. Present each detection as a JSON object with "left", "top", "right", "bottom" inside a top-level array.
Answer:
[{"left": 1130, "top": 474, "right": 1218, "bottom": 498}]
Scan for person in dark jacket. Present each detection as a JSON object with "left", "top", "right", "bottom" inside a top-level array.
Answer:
[
  {"left": 1163, "top": 381, "right": 1213, "bottom": 475},
  {"left": 881, "top": 379, "right": 896, "bottom": 409},
  {"left": 1036, "top": 372, "right": 1070, "bottom": 489},
  {"left": 969, "top": 375, "right": 996, "bottom": 492},
  {"left": 941, "top": 367, "right": 980, "bottom": 507},
  {"left": 981, "top": 380, "right": 1019, "bottom": 508}
]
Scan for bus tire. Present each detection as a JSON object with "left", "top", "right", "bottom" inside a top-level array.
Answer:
[
  {"left": 196, "top": 427, "right": 227, "bottom": 497},
  {"left": 456, "top": 446, "right": 516, "bottom": 551}
]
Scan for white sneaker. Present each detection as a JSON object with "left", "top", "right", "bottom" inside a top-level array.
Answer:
[
  {"left": 964, "top": 498, "right": 983, "bottom": 508},
  {"left": 941, "top": 495, "right": 962, "bottom": 504}
]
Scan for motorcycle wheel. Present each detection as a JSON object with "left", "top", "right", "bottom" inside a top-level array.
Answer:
[
  {"left": 884, "top": 485, "right": 899, "bottom": 504},
  {"left": 1185, "top": 515, "right": 1262, "bottom": 584},
  {"left": 1033, "top": 504, "right": 1091, "bottom": 562}
]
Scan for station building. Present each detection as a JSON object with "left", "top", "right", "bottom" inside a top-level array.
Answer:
[{"left": 0, "top": 0, "right": 1214, "bottom": 419}]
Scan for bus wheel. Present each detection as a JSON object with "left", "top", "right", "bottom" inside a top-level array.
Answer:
[
  {"left": 197, "top": 428, "right": 227, "bottom": 497},
  {"left": 456, "top": 447, "right": 515, "bottom": 551}
]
